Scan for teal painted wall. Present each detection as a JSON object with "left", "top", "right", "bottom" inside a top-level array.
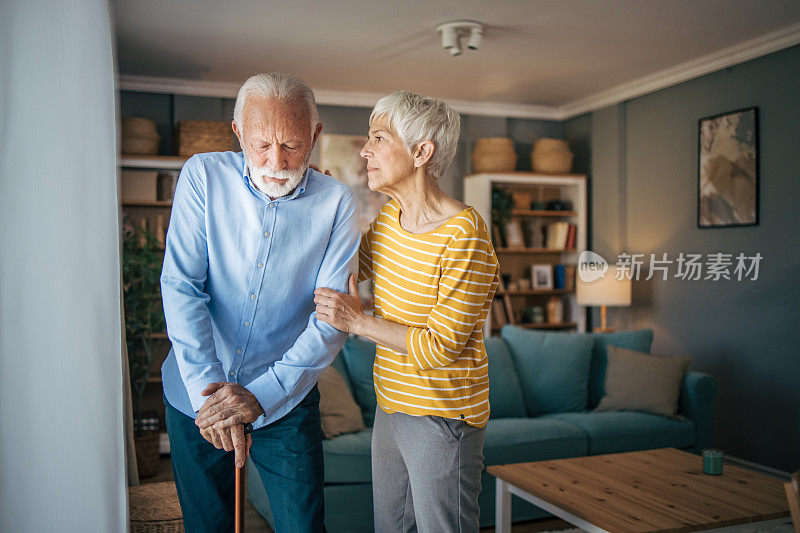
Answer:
[{"left": 589, "top": 44, "right": 800, "bottom": 471}]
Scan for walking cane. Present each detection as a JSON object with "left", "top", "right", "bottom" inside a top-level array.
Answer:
[{"left": 235, "top": 423, "right": 254, "bottom": 533}]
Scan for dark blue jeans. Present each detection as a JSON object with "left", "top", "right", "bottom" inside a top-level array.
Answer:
[{"left": 164, "top": 386, "right": 325, "bottom": 533}]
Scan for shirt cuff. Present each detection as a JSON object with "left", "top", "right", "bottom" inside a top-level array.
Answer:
[
  {"left": 185, "top": 368, "right": 227, "bottom": 412},
  {"left": 244, "top": 370, "right": 286, "bottom": 421}
]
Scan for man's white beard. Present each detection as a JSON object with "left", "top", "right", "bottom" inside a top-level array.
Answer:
[{"left": 244, "top": 149, "right": 308, "bottom": 199}]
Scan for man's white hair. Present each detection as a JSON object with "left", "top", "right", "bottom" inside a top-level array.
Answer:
[
  {"left": 233, "top": 72, "right": 319, "bottom": 130},
  {"left": 370, "top": 90, "right": 461, "bottom": 179}
]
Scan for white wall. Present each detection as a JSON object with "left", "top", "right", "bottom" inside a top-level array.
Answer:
[{"left": 0, "top": 1, "right": 128, "bottom": 530}]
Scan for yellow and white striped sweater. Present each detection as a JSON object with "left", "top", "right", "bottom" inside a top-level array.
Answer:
[{"left": 358, "top": 200, "right": 499, "bottom": 427}]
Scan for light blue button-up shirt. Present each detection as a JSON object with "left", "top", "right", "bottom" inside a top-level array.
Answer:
[{"left": 160, "top": 151, "right": 359, "bottom": 429}]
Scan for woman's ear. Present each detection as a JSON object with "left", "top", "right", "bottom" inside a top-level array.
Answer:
[{"left": 412, "top": 140, "right": 435, "bottom": 169}]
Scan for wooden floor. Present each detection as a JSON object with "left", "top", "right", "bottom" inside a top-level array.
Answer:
[{"left": 140, "top": 456, "right": 574, "bottom": 532}]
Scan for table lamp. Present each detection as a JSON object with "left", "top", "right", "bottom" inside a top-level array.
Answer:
[{"left": 576, "top": 268, "right": 632, "bottom": 333}]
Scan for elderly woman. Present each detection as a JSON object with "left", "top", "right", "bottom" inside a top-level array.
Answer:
[{"left": 314, "top": 91, "right": 499, "bottom": 532}]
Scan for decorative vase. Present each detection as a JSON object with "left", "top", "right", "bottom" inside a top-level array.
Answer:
[
  {"left": 531, "top": 138, "right": 573, "bottom": 174},
  {"left": 546, "top": 296, "right": 564, "bottom": 324},
  {"left": 472, "top": 137, "right": 517, "bottom": 173}
]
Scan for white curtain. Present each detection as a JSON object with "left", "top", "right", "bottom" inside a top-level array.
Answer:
[{"left": 0, "top": 1, "right": 128, "bottom": 531}]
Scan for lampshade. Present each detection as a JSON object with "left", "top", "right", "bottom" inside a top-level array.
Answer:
[{"left": 576, "top": 268, "right": 632, "bottom": 307}]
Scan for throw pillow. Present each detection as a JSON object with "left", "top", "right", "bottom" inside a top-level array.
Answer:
[
  {"left": 589, "top": 329, "right": 654, "bottom": 407},
  {"left": 501, "top": 326, "right": 594, "bottom": 416},
  {"left": 318, "top": 365, "right": 366, "bottom": 439},
  {"left": 596, "top": 344, "right": 690, "bottom": 417},
  {"left": 485, "top": 336, "right": 527, "bottom": 419},
  {"left": 341, "top": 336, "right": 378, "bottom": 426}
]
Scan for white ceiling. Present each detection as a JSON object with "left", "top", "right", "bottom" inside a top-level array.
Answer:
[{"left": 114, "top": 0, "right": 800, "bottom": 118}]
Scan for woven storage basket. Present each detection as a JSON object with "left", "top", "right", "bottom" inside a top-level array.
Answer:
[
  {"left": 123, "top": 117, "right": 159, "bottom": 137},
  {"left": 129, "top": 482, "right": 184, "bottom": 533},
  {"left": 135, "top": 431, "right": 160, "bottom": 479},
  {"left": 122, "top": 117, "right": 161, "bottom": 155},
  {"left": 174, "top": 120, "right": 239, "bottom": 156},
  {"left": 471, "top": 137, "right": 517, "bottom": 173},
  {"left": 122, "top": 136, "right": 160, "bottom": 155},
  {"left": 531, "top": 137, "right": 573, "bottom": 174}
]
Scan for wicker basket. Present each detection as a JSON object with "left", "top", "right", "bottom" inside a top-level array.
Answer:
[
  {"left": 512, "top": 192, "right": 532, "bottom": 209},
  {"left": 174, "top": 120, "right": 239, "bottom": 156},
  {"left": 122, "top": 117, "right": 161, "bottom": 155},
  {"left": 471, "top": 137, "right": 517, "bottom": 173},
  {"left": 135, "top": 431, "right": 160, "bottom": 479},
  {"left": 531, "top": 137, "right": 573, "bottom": 174},
  {"left": 129, "top": 482, "right": 184, "bottom": 533}
]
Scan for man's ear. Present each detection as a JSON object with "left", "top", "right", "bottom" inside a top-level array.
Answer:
[
  {"left": 309, "top": 122, "right": 323, "bottom": 152},
  {"left": 413, "top": 140, "right": 435, "bottom": 169},
  {"left": 232, "top": 121, "right": 244, "bottom": 150}
]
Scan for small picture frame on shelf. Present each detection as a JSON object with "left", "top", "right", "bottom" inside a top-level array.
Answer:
[
  {"left": 503, "top": 218, "right": 525, "bottom": 248},
  {"left": 532, "top": 264, "right": 553, "bottom": 290}
]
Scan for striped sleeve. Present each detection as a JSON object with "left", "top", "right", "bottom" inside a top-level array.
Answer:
[
  {"left": 357, "top": 224, "right": 374, "bottom": 282},
  {"left": 405, "top": 226, "right": 499, "bottom": 370}
]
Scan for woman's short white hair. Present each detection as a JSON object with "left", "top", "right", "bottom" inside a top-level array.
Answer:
[
  {"left": 370, "top": 91, "right": 461, "bottom": 179},
  {"left": 233, "top": 72, "right": 319, "bottom": 131}
]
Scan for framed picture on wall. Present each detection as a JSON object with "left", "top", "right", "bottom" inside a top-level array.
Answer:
[
  {"left": 320, "top": 134, "right": 388, "bottom": 232},
  {"left": 697, "top": 107, "right": 759, "bottom": 228}
]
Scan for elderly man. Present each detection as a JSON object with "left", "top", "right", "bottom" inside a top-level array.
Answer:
[{"left": 160, "top": 72, "right": 359, "bottom": 532}]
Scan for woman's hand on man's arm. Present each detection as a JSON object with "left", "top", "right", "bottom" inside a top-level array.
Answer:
[{"left": 315, "top": 274, "right": 408, "bottom": 353}]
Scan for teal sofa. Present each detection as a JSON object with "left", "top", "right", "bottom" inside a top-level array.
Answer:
[{"left": 248, "top": 327, "right": 717, "bottom": 531}]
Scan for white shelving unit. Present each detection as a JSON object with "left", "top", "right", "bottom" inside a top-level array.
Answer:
[{"left": 464, "top": 172, "right": 588, "bottom": 334}]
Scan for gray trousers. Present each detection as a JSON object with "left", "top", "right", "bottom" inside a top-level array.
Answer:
[{"left": 371, "top": 407, "right": 486, "bottom": 533}]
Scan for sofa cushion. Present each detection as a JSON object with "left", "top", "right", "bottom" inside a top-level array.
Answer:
[
  {"left": 330, "top": 352, "right": 354, "bottom": 397},
  {"left": 318, "top": 366, "right": 366, "bottom": 439},
  {"left": 485, "top": 337, "right": 526, "bottom": 419},
  {"left": 483, "top": 418, "right": 588, "bottom": 466},
  {"left": 541, "top": 411, "right": 696, "bottom": 455},
  {"left": 340, "top": 336, "right": 378, "bottom": 426},
  {"left": 501, "top": 326, "right": 594, "bottom": 416},
  {"left": 322, "top": 427, "right": 373, "bottom": 483},
  {"left": 597, "top": 345, "right": 690, "bottom": 417},
  {"left": 589, "top": 329, "right": 653, "bottom": 408}
]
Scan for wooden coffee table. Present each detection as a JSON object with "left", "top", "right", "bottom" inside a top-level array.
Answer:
[{"left": 488, "top": 448, "right": 790, "bottom": 532}]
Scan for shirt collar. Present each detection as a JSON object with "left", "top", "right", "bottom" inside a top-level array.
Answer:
[{"left": 240, "top": 152, "right": 309, "bottom": 202}]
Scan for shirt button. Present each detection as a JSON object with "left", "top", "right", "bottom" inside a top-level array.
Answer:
[
  {"left": 236, "top": 348, "right": 242, "bottom": 354},
  {"left": 263, "top": 231, "right": 270, "bottom": 237},
  {"left": 257, "top": 262, "right": 264, "bottom": 268},
  {"left": 268, "top": 202, "right": 274, "bottom": 208},
  {"left": 230, "top": 371, "right": 236, "bottom": 377},
  {"left": 250, "top": 293, "right": 255, "bottom": 300},
  {"left": 244, "top": 321, "right": 250, "bottom": 327}
]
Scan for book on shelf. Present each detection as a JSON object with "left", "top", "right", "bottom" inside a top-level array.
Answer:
[
  {"left": 492, "top": 223, "right": 505, "bottom": 248},
  {"left": 553, "top": 264, "right": 566, "bottom": 289},
  {"left": 501, "top": 292, "right": 515, "bottom": 325},
  {"left": 544, "top": 221, "right": 576, "bottom": 250},
  {"left": 564, "top": 264, "right": 576, "bottom": 291},
  {"left": 503, "top": 219, "right": 525, "bottom": 248},
  {"left": 565, "top": 223, "right": 577, "bottom": 250},
  {"left": 490, "top": 299, "right": 507, "bottom": 328},
  {"left": 522, "top": 218, "right": 544, "bottom": 248}
]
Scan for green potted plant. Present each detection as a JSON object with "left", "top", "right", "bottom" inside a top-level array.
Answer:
[
  {"left": 122, "top": 217, "right": 165, "bottom": 478},
  {"left": 491, "top": 185, "right": 514, "bottom": 247}
]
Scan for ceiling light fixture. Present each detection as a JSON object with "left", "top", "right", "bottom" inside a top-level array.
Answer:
[{"left": 436, "top": 20, "right": 484, "bottom": 57}]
